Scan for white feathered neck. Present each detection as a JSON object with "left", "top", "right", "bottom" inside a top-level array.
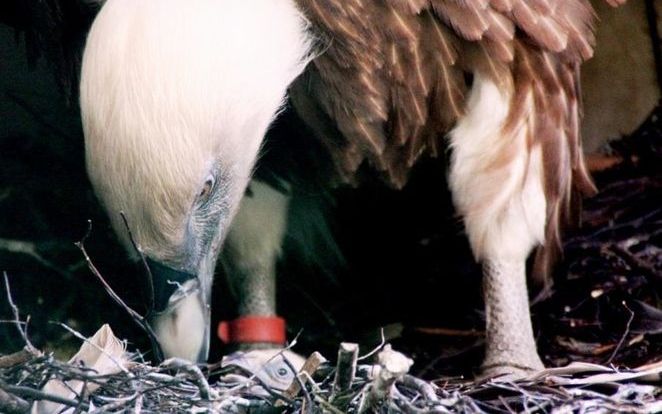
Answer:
[{"left": 81, "top": 0, "right": 313, "bottom": 258}]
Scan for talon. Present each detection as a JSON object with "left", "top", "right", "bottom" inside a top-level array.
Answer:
[{"left": 479, "top": 361, "right": 543, "bottom": 381}]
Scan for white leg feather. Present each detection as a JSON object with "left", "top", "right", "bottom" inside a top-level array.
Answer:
[
  {"left": 449, "top": 74, "right": 546, "bottom": 376},
  {"left": 449, "top": 74, "right": 546, "bottom": 261}
]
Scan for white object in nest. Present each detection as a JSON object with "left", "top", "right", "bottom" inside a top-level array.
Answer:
[
  {"left": 220, "top": 349, "right": 305, "bottom": 393},
  {"left": 32, "top": 324, "right": 130, "bottom": 414}
]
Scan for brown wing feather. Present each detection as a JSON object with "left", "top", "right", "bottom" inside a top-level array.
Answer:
[{"left": 291, "top": 0, "right": 622, "bottom": 280}]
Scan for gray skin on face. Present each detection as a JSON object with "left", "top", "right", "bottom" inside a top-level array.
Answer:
[{"left": 146, "top": 163, "right": 234, "bottom": 362}]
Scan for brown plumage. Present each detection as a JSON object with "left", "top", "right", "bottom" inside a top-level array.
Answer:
[
  {"left": 70, "top": 0, "right": 627, "bottom": 371},
  {"left": 291, "top": 0, "right": 618, "bottom": 285}
]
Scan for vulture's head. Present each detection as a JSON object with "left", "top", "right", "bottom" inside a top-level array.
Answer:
[{"left": 79, "top": 0, "right": 312, "bottom": 361}]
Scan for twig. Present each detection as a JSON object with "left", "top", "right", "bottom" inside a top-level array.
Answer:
[
  {"left": 0, "top": 381, "right": 90, "bottom": 411},
  {"left": 358, "top": 345, "right": 413, "bottom": 413},
  {"left": 74, "top": 221, "right": 164, "bottom": 361},
  {"left": 0, "top": 238, "right": 72, "bottom": 278},
  {"left": 332, "top": 342, "right": 358, "bottom": 399},
  {"left": 161, "top": 358, "right": 213, "bottom": 400},
  {"left": 134, "top": 392, "right": 144, "bottom": 413},
  {"left": 0, "top": 387, "right": 30, "bottom": 414},
  {"left": 2, "top": 272, "right": 37, "bottom": 353},
  {"left": 0, "top": 349, "right": 33, "bottom": 369},
  {"left": 0, "top": 320, "right": 27, "bottom": 325},
  {"left": 390, "top": 388, "right": 433, "bottom": 414},
  {"left": 605, "top": 301, "right": 636, "bottom": 365},
  {"left": 281, "top": 351, "right": 326, "bottom": 403},
  {"left": 119, "top": 212, "right": 155, "bottom": 317},
  {"left": 400, "top": 375, "right": 440, "bottom": 402},
  {"left": 357, "top": 328, "right": 385, "bottom": 362},
  {"left": 87, "top": 392, "right": 139, "bottom": 413},
  {"left": 611, "top": 244, "right": 661, "bottom": 282},
  {"left": 313, "top": 394, "right": 346, "bottom": 414},
  {"left": 51, "top": 322, "right": 130, "bottom": 375},
  {"left": 2, "top": 351, "right": 661, "bottom": 412},
  {"left": 72, "top": 378, "right": 89, "bottom": 414}
]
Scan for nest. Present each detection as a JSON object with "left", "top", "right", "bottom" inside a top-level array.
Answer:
[{"left": 1, "top": 334, "right": 661, "bottom": 414}]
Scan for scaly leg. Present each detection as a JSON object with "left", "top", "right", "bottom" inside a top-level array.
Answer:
[
  {"left": 221, "top": 179, "right": 289, "bottom": 349},
  {"left": 219, "top": 179, "right": 310, "bottom": 390},
  {"left": 449, "top": 73, "right": 547, "bottom": 378},
  {"left": 481, "top": 260, "right": 543, "bottom": 376}
]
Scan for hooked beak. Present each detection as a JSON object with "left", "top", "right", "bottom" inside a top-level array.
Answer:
[{"left": 146, "top": 258, "right": 211, "bottom": 363}]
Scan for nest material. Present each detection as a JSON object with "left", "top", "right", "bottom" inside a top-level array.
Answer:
[{"left": 1, "top": 338, "right": 661, "bottom": 414}]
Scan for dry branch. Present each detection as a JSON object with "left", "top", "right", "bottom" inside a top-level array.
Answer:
[
  {"left": 332, "top": 342, "right": 359, "bottom": 398},
  {"left": 1, "top": 336, "right": 660, "bottom": 413},
  {"left": 75, "top": 221, "right": 164, "bottom": 361}
]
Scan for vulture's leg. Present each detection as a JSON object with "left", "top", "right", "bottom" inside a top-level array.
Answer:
[
  {"left": 480, "top": 260, "right": 543, "bottom": 377},
  {"left": 449, "top": 74, "right": 545, "bottom": 378},
  {"left": 221, "top": 179, "right": 289, "bottom": 349}
]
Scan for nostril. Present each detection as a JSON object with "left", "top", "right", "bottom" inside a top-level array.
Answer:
[{"left": 145, "top": 257, "right": 196, "bottom": 313}]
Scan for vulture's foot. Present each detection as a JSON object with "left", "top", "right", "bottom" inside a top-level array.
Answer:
[
  {"left": 478, "top": 358, "right": 544, "bottom": 382},
  {"left": 478, "top": 358, "right": 543, "bottom": 381},
  {"left": 479, "top": 259, "right": 544, "bottom": 381}
]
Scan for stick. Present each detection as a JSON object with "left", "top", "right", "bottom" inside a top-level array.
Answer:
[
  {"left": 357, "top": 328, "right": 385, "bottom": 362},
  {"left": 87, "top": 393, "right": 139, "bottom": 413},
  {"left": 0, "top": 238, "right": 72, "bottom": 278},
  {"left": 605, "top": 301, "right": 635, "bottom": 365},
  {"left": 278, "top": 351, "right": 326, "bottom": 406},
  {"left": 400, "top": 374, "right": 440, "bottom": 402},
  {"left": 119, "top": 212, "right": 155, "bottom": 317},
  {"left": 161, "top": 358, "right": 213, "bottom": 400},
  {"left": 52, "top": 322, "right": 130, "bottom": 375},
  {"left": 0, "top": 349, "right": 34, "bottom": 369},
  {"left": 357, "top": 345, "right": 413, "bottom": 413},
  {"left": 332, "top": 342, "right": 358, "bottom": 399},
  {"left": 0, "top": 381, "right": 89, "bottom": 411},
  {"left": 75, "top": 221, "right": 164, "bottom": 361},
  {"left": 2, "top": 272, "right": 37, "bottom": 353},
  {"left": 0, "top": 387, "right": 30, "bottom": 414},
  {"left": 313, "top": 394, "right": 346, "bottom": 414}
]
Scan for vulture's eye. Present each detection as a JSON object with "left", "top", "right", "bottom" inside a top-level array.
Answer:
[{"left": 198, "top": 176, "right": 215, "bottom": 202}]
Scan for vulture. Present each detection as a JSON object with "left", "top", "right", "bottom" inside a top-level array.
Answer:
[{"left": 16, "top": 0, "right": 624, "bottom": 378}]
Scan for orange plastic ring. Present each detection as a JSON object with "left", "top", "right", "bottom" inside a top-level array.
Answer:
[{"left": 217, "top": 316, "right": 286, "bottom": 345}]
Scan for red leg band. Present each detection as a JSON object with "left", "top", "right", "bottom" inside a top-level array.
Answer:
[{"left": 217, "top": 316, "right": 286, "bottom": 345}]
